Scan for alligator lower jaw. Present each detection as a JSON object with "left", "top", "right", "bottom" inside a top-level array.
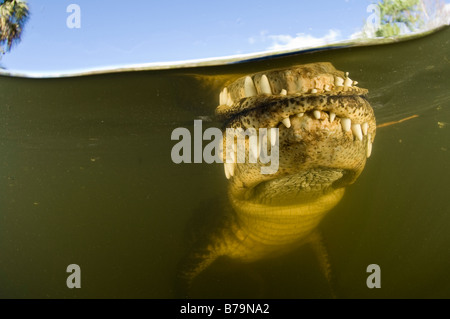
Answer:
[
  {"left": 223, "top": 102, "right": 370, "bottom": 222},
  {"left": 244, "top": 167, "right": 356, "bottom": 205},
  {"left": 229, "top": 165, "right": 354, "bottom": 213}
]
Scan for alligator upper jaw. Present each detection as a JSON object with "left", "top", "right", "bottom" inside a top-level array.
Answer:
[
  {"left": 216, "top": 62, "right": 375, "bottom": 137},
  {"left": 216, "top": 62, "right": 368, "bottom": 120}
]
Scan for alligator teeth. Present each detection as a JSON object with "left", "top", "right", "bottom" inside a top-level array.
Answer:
[
  {"left": 367, "top": 142, "right": 372, "bottom": 158},
  {"left": 311, "top": 88, "right": 318, "bottom": 93},
  {"left": 344, "top": 77, "right": 353, "bottom": 88},
  {"left": 249, "top": 140, "right": 258, "bottom": 160},
  {"left": 367, "top": 134, "right": 372, "bottom": 158},
  {"left": 224, "top": 161, "right": 235, "bottom": 179},
  {"left": 341, "top": 118, "right": 351, "bottom": 132},
  {"left": 351, "top": 123, "right": 363, "bottom": 141},
  {"left": 260, "top": 74, "right": 272, "bottom": 94},
  {"left": 297, "top": 112, "right": 304, "bottom": 117},
  {"left": 313, "top": 110, "right": 321, "bottom": 119},
  {"left": 329, "top": 112, "right": 336, "bottom": 122},
  {"left": 244, "top": 76, "right": 257, "bottom": 97},
  {"left": 270, "top": 128, "right": 277, "bottom": 146},
  {"left": 280, "top": 89, "right": 287, "bottom": 96},
  {"left": 353, "top": 81, "right": 359, "bottom": 86},
  {"left": 324, "top": 84, "right": 331, "bottom": 92},
  {"left": 226, "top": 92, "right": 233, "bottom": 106},
  {"left": 361, "top": 122, "right": 369, "bottom": 135},
  {"left": 281, "top": 117, "right": 291, "bottom": 128},
  {"left": 344, "top": 72, "right": 353, "bottom": 88},
  {"left": 224, "top": 163, "right": 231, "bottom": 179},
  {"left": 335, "top": 76, "right": 344, "bottom": 87},
  {"left": 226, "top": 162, "right": 235, "bottom": 177},
  {"left": 227, "top": 146, "right": 236, "bottom": 163},
  {"left": 219, "top": 88, "right": 227, "bottom": 105}
]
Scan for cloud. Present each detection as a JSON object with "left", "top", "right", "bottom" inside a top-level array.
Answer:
[
  {"left": 249, "top": 2, "right": 450, "bottom": 52},
  {"left": 248, "top": 30, "right": 269, "bottom": 46},
  {"left": 253, "top": 29, "right": 342, "bottom": 51}
]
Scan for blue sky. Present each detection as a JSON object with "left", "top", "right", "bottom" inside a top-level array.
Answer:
[{"left": 1, "top": 0, "right": 449, "bottom": 73}]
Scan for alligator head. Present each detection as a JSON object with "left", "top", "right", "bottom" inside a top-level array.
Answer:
[{"left": 178, "top": 62, "right": 376, "bottom": 293}]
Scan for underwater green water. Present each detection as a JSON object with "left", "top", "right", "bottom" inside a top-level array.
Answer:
[{"left": 0, "top": 27, "right": 449, "bottom": 299}]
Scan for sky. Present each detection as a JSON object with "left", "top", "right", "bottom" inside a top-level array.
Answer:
[{"left": 1, "top": 0, "right": 449, "bottom": 74}]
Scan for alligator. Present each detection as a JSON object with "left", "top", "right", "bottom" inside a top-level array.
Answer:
[{"left": 177, "top": 62, "right": 376, "bottom": 297}]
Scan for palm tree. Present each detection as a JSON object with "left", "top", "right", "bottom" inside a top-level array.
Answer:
[{"left": 0, "top": 0, "right": 29, "bottom": 56}]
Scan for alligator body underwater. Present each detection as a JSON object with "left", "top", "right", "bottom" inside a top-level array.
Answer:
[{"left": 178, "top": 62, "right": 376, "bottom": 296}]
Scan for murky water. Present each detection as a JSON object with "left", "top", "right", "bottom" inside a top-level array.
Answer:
[{"left": 0, "top": 27, "right": 449, "bottom": 299}]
